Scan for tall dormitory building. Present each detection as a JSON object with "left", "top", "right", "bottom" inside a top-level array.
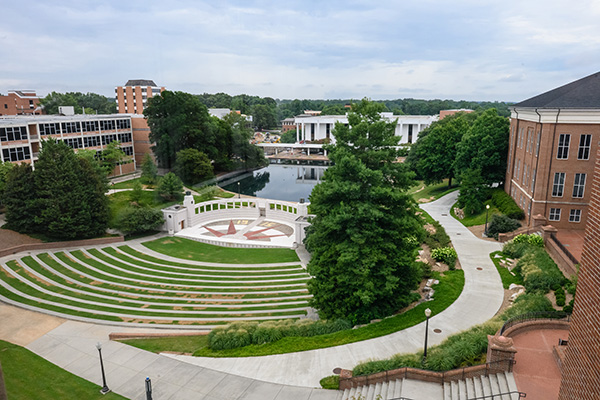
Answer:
[{"left": 115, "top": 80, "right": 165, "bottom": 115}]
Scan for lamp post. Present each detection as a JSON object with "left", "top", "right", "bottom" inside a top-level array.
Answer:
[
  {"left": 423, "top": 308, "right": 432, "bottom": 365},
  {"left": 484, "top": 204, "right": 491, "bottom": 237},
  {"left": 145, "top": 377, "right": 153, "bottom": 400},
  {"left": 95, "top": 342, "right": 111, "bottom": 395},
  {"left": 237, "top": 182, "right": 241, "bottom": 199}
]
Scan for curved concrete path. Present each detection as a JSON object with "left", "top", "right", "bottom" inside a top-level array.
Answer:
[
  {"left": 2, "top": 191, "right": 506, "bottom": 399},
  {"left": 166, "top": 191, "right": 505, "bottom": 387}
]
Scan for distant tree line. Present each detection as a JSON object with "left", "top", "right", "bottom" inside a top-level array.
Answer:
[{"left": 40, "top": 92, "right": 117, "bottom": 114}]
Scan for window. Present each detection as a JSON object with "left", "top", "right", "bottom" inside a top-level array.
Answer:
[
  {"left": 536, "top": 131, "right": 541, "bottom": 156},
  {"left": 556, "top": 134, "right": 570, "bottom": 159},
  {"left": 573, "top": 173, "right": 586, "bottom": 198},
  {"left": 569, "top": 209, "right": 581, "bottom": 223},
  {"left": 526, "top": 128, "right": 532, "bottom": 152},
  {"left": 82, "top": 121, "right": 99, "bottom": 132},
  {"left": 39, "top": 123, "right": 60, "bottom": 135},
  {"left": 552, "top": 172, "right": 565, "bottom": 197},
  {"left": 519, "top": 128, "right": 524, "bottom": 148},
  {"left": 116, "top": 119, "right": 130, "bottom": 130},
  {"left": 101, "top": 134, "right": 117, "bottom": 145},
  {"left": 100, "top": 120, "right": 115, "bottom": 131},
  {"left": 63, "top": 138, "right": 83, "bottom": 149},
  {"left": 527, "top": 202, "right": 531, "bottom": 216},
  {"left": 578, "top": 134, "right": 591, "bottom": 160},
  {"left": 2, "top": 146, "right": 30, "bottom": 161},
  {"left": 61, "top": 122, "right": 81, "bottom": 134},
  {"left": 516, "top": 160, "right": 521, "bottom": 181},
  {"left": 531, "top": 169, "right": 536, "bottom": 191},
  {"left": 122, "top": 146, "right": 133, "bottom": 156},
  {"left": 83, "top": 136, "right": 100, "bottom": 147},
  {"left": 0, "top": 126, "right": 27, "bottom": 142},
  {"left": 326, "top": 124, "right": 331, "bottom": 140},
  {"left": 117, "top": 133, "right": 132, "bottom": 143},
  {"left": 549, "top": 208, "right": 561, "bottom": 221},
  {"left": 29, "top": 100, "right": 34, "bottom": 109},
  {"left": 523, "top": 164, "right": 528, "bottom": 184}
]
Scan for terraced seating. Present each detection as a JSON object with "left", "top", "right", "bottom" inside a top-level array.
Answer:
[{"left": 0, "top": 244, "right": 312, "bottom": 329}]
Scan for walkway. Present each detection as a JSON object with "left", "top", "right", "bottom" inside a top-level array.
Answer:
[
  {"left": 166, "top": 191, "right": 505, "bottom": 386},
  {"left": 1, "top": 191, "right": 506, "bottom": 398}
]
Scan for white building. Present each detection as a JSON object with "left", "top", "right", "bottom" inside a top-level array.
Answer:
[{"left": 293, "top": 112, "right": 437, "bottom": 144}]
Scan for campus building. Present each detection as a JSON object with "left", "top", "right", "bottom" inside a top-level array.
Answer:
[
  {"left": 505, "top": 72, "right": 600, "bottom": 231},
  {"left": 115, "top": 80, "right": 165, "bottom": 115},
  {"left": 293, "top": 113, "right": 437, "bottom": 144},
  {"left": 0, "top": 114, "right": 136, "bottom": 175},
  {"left": 0, "top": 90, "right": 42, "bottom": 116}
]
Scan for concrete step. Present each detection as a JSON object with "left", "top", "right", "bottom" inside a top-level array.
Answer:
[
  {"left": 393, "top": 378, "right": 403, "bottom": 398},
  {"left": 465, "top": 377, "right": 475, "bottom": 398},
  {"left": 379, "top": 381, "right": 389, "bottom": 400},
  {"left": 505, "top": 372, "right": 520, "bottom": 400},
  {"left": 458, "top": 379, "right": 467, "bottom": 400},
  {"left": 443, "top": 381, "right": 452, "bottom": 400},
  {"left": 480, "top": 375, "right": 493, "bottom": 398}
]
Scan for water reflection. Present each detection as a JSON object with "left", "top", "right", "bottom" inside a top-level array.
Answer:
[{"left": 221, "top": 163, "right": 328, "bottom": 202}]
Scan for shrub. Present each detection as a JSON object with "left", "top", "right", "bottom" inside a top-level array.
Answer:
[
  {"left": 486, "top": 214, "right": 521, "bottom": 239},
  {"left": 116, "top": 206, "right": 164, "bottom": 235},
  {"left": 491, "top": 189, "right": 525, "bottom": 220},
  {"left": 513, "top": 248, "right": 566, "bottom": 293},
  {"left": 554, "top": 288, "right": 566, "bottom": 307},
  {"left": 423, "top": 219, "right": 451, "bottom": 249},
  {"left": 320, "top": 375, "right": 340, "bottom": 390},
  {"left": 208, "top": 319, "right": 351, "bottom": 350},
  {"left": 502, "top": 241, "right": 530, "bottom": 259},
  {"left": 512, "top": 234, "right": 529, "bottom": 244},
  {"left": 513, "top": 233, "right": 544, "bottom": 247},
  {"left": 431, "top": 247, "right": 457, "bottom": 269},
  {"left": 564, "top": 298, "right": 575, "bottom": 313}
]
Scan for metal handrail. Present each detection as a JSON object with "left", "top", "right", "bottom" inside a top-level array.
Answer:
[
  {"left": 467, "top": 390, "right": 527, "bottom": 399},
  {"left": 550, "top": 232, "right": 579, "bottom": 264},
  {"left": 500, "top": 311, "right": 571, "bottom": 335}
]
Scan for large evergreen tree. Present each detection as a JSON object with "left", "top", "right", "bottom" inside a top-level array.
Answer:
[
  {"left": 305, "top": 99, "right": 423, "bottom": 324},
  {"left": 4, "top": 164, "right": 38, "bottom": 233}
]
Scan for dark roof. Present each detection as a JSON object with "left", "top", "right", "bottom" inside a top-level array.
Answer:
[
  {"left": 514, "top": 72, "right": 600, "bottom": 108},
  {"left": 124, "top": 79, "right": 158, "bottom": 87}
]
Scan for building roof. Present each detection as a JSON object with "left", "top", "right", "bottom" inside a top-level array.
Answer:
[
  {"left": 124, "top": 79, "right": 158, "bottom": 87},
  {"left": 514, "top": 71, "right": 600, "bottom": 108}
]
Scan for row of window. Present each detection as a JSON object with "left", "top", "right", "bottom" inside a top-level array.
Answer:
[
  {"left": 549, "top": 208, "right": 582, "bottom": 223},
  {"left": 557, "top": 134, "right": 591, "bottom": 160},
  {"left": 38, "top": 119, "right": 131, "bottom": 135},
  {"left": 0, "top": 126, "right": 28, "bottom": 142},
  {"left": 62, "top": 133, "right": 133, "bottom": 150},
  {"left": 552, "top": 172, "right": 587, "bottom": 198},
  {"left": 2, "top": 146, "right": 30, "bottom": 161},
  {"left": 515, "top": 126, "right": 541, "bottom": 156}
]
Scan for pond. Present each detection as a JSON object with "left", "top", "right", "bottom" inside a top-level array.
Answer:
[{"left": 220, "top": 161, "right": 328, "bottom": 202}]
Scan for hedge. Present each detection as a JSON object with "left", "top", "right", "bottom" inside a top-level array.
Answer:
[{"left": 491, "top": 189, "right": 525, "bottom": 220}]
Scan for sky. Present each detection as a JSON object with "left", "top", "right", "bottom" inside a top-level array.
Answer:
[{"left": 2, "top": 0, "right": 600, "bottom": 102}]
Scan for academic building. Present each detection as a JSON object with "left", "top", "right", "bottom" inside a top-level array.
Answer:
[
  {"left": 115, "top": 79, "right": 165, "bottom": 115},
  {"left": 505, "top": 72, "right": 600, "bottom": 231},
  {"left": 0, "top": 90, "right": 42, "bottom": 116},
  {"left": 0, "top": 114, "right": 136, "bottom": 175}
]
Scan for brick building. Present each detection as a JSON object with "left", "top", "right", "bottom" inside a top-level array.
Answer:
[
  {"left": 0, "top": 114, "right": 136, "bottom": 175},
  {"left": 558, "top": 145, "right": 600, "bottom": 399},
  {"left": 0, "top": 90, "right": 42, "bottom": 116},
  {"left": 115, "top": 80, "right": 164, "bottom": 115},
  {"left": 505, "top": 72, "right": 600, "bottom": 230}
]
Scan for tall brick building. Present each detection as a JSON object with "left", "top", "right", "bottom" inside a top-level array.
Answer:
[
  {"left": 558, "top": 145, "right": 600, "bottom": 399},
  {"left": 505, "top": 72, "right": 600, "bottom": 230},
  {"left": 0, "top": 90, "right": 42, "bottom": 116},
  {"left": 115, "top": 80, "right": 164, "bottom": 115}
]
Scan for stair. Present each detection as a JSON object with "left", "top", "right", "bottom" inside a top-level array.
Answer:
[{"left": 441, "top": 372, "right": 522, "bottom": 400}]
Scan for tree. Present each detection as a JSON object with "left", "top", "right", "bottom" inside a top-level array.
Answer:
[
  {"left": 141, "top": 154, "right": 158, "bottom": 184},
  {"left": 4, "top": 164, "right": 38, "bottom": 233},
  {"left": 252, "top": 104, "right": 278, "bottom": 130},
  {"left": 130, "top": 180, "right": 144, "bottom": 203},
  {"left": 116, "top": 207, "right": 164, "bottom": 236},
  {"left": 304, "top": 99, "right": 423, "bottom": 324},
  {"left": 0, "top": 162, "right": 14, "bottom": 205},
  {"left": 144, "top": 91, "right": 216, "bottom": 169},
  {"left": 454, "top": 109, "right": 510, "bottom": 185},
  {"left": 40, "top": 92, "right": 116, "bottom": 114},
  {"left": 33, "top": 139, "right": 109, "bottom": 239},
  {"left": 279, "top": 129, "right": 297, "bottom": 144},
  {"left": 457, "top": 168, "right": 487, "bottom": 215},
  {"left": 157, "top": 172, "right": 184, "bottom": 201},
  {"left": 101, "top": 141, "right": 126, "bottom": 175},
  {"left": 174, "top": 148, "right": 214, "bottom": 185},
  {"left": 409, "top": 113, "right": 474, "bottom": 187}
]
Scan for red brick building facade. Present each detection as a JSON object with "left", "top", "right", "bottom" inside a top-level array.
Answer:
[
  {"left": 0, "top": 90, "right": 42, "bottom": 116},
  {"left": 505, "top": 72, "right": 600, "bottom": 230},
  {"left": 115, "top": 80, "right": 164, "bottom": 115},
  {"left": 558, "top": 145, "right": 600, "bottom": 399}
]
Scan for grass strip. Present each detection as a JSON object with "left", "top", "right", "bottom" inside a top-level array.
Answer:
[
  {"left": 490, "top": 251, "right": 523, "bottom": 289},
  {"left": 0, "top": 340, "right": 128, "bottom": 400},
  {"left": 450, "top": 200, "right": 501, "bottom": 227},
  {"left": 142, "top": 237, "right": 300, "bottom": 264},
  {"left": 118, "top": 245, "right": 297, "bottom": 271},
  {"left": 409, "top": 180, "right": 459, "bottom": 202},
  {"left": 13, "top": 259, "right": 309, "bottom": 313},
  {"left": 125, "top": 270, "right": 464, "bottom": 357},
  {"left": 102, "top": 247, "right": 305, "bottom": 277},
  {"left": 59, "top": 251, "right": 307, "bottom": 293}
]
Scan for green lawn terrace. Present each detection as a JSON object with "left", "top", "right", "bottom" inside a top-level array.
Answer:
[{"left": 0, "top": 239, "right": 311, "bottom": 329}]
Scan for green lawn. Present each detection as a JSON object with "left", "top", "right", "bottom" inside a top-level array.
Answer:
[
  {"left": 450, "top": 200, "right": 501, "bottom": 227},
  {"left": 111, "top": 177, "right": 152, "bottom": 190},
  {"left": 490, "top": 251, "right": 523, "bottom": 289},
  {"left": 122, "top": 269, "right": 464, "bottom": 357},
  {"left": 108, "top": 191, "right": 178, "bottom": 227},
  {"left": 0, "top": 340, "right": 127, "bottom": 400},
  {"left": 409, "top": 180, "right": 459, "bottom": 203},
  {"left": 142, "top": 237, "right": 300, "bottom": 264}
]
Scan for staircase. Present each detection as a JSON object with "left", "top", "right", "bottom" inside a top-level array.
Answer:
[{"left": 336, "top": 372, "right": 522, "bottom": 400}]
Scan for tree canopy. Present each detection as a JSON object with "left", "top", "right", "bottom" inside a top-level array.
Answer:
[
  {"left": 174, "top": 148, "right": 213, "bottom": 185},
  {"left": 304, "top": 99, "right": 423, "bottom": 324},
  {"left": 40, "top": 92, "right": 116, "bottom": 114}
]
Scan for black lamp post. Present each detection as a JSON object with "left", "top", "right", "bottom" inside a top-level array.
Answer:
[
  {"left": 145, "top": 377, "right": 153, "bottom": 400},
  {"left": 237, "top": 182, "right": 241, "bottom": 199},
  {"left": 423, "top": 308, "right": 432, "bottom": 365},
  {"left": 95, "top": 342, "right": 111, "bottom": 395},
  {"left": 484, "top": 204, "right": 491, "bottom": 237}
]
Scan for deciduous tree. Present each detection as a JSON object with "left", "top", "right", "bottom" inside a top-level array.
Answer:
[
  {"left": 174, "top": 148, "right": 213, "bottom": 185},
  {"left": 305, "top": 99, "right": 423, "bottom": 324}
]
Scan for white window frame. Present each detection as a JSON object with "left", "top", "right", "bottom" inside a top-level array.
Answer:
[
  {"left": 573, "top": 173, "right": 586, "bottom": 198},
  {"left": 549, "top": 208, "right": 561, "bottom": 221},
  {"left": 569, "top": 209, "right": 581, "bottom": 223},
  {"left": 557, "top": 134, "right": 570, "bottom": 159},
  {"left": 552, "top": 172, "right": 565, "bottom": 197}
]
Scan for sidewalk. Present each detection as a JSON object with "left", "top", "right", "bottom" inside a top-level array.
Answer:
[{"left": 4, "top": 190, "right": 506, "bottom": 398}]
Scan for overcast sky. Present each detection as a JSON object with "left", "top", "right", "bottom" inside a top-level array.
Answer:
[{"left": 2, "top": 1, "right": 600, "bottom": 102}]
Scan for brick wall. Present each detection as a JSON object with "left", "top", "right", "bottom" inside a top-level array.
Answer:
[{"left": 558, "top": 147, "right": 600, "bottom": 399}]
